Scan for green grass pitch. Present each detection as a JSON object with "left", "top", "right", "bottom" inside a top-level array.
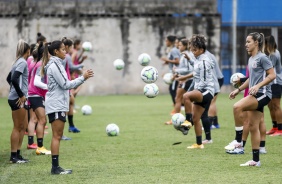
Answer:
[{"left": 0, "top": 94, "right": 281, "bottom": 183}]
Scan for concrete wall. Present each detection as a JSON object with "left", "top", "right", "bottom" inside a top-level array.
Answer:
[{"left": 0, "top": 0, "right": 221, "bottom": 96}]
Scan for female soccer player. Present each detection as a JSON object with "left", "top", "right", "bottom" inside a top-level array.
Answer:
[
  {"left": 161, "top": 35, "right": 181, "bottom": 116},
  {"left": 165, "top": 39, "right": 194, "bottom": 125},
  {"left": 28, "top": 42, "right": 51, "bottom": 155},
  {"left": 177, "top": 34, "right": 215, "bottom": 149},
  {"left": 7, "top": 39, "right": 30, "bottom": 163},
  {"left": 41, "top": 40, "right": 93, "bottom": 174},
  {"left": 265, "top": 35, "right": 282, "bottom": 136},
  {"left": 229, "top": 32, "right": 275, "bottom": 166}
]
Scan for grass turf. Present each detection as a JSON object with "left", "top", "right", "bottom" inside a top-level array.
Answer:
[{"left": 0, "top": 94, "right": 281, "bottom": 183}]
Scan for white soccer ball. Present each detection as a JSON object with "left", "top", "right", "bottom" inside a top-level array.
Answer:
[
  {"left": 138, "top": 53, "right": 151, "bottom": 66},
  {"left": 113, "top": 59, "right": 125, "bottom": 70},
  {"left": 81, "top": 105, "right": 92, "bottom": 115},
  {"left": 163, "top": 73, "right": 173, "bottom": 85},
  {"left": 82, "top": 42, "right": 92, "bottom": 51},
  {"left": 140, "top": 66, "right": 158, "bottom": 83},
  {"left": 143, "top": 83, "right": 159, "bottom": 98},
  {"left": 230, "top": 72, "right": 245, "bottom": 88},
  {"left": 171, "top": 113, "right": 185, "bottom": 128},
  {"left": 106, "top": 123, "right": 119, "bottom": 136}
]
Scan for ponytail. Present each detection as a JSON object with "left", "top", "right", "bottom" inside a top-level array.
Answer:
[{"left": 41, "top": 42, "right": 51, "bottom": 76}]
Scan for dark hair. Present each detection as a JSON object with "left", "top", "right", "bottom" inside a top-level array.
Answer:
[
  {"left": 248, "top": 32, "right": 265, "bottom": 52},
  {"left": 30, "top": 43, "right": 36, "bottom": 54},
  {"left": 180, "top": 39, "right": 189, "bottom": 48},
  {"left": 62, "top": 37, "right": 73, "bottom": 47},
  {"left": 41, "top": 40, "right": 63, "bottom": 76},
  {"left": 35, "top": 42, "right": 44, "bottom": 62},
  {"left": 265, "top": 35, "right": 277, "bottom": 55},
  {"left": 37, "top": 33, "right": 46, "bottom": 43},
  {"left": 190, "top": 34, "right": 206, "bottom": 51},
  {"left": 73, "top": 39, "right": 81, "bottom": 49},
  {"left": 16, "top": 39, "right": 30, "bottom": 61},
  {"left": 166, "top": 35, "right": 177, "bottom": 43}
]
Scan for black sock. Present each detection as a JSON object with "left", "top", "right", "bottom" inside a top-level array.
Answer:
[
  {"left": 260, "top": 141, "right": 265, "bottom": 147},
  {"left": 196, "top": 136, "right": 202, "bottom": 145},
  {"left": 37, "top": 138, "right": 43, "bottom": 147},
  {"left": 252, "top": 149, "right": 259, "bottom": 162},
  {"left": 242, "top": 140, "right": 246, "bottom": 147},
  {"left": 235, "top": 130, "right": 243, "bottom": 143},
  {"left": 68, "top": 115, "right": 74, "bottom": 127},
  {"left": 201, "top": 114, "right": 211, "bottom": 140},
  {"left": 28, "top": 136, "right": 34, "bottom": 145},
  {"left": 17, "top": 150, "right": 20, "bottom": 156},
  {"left": 208, "top": 116, "right": 214, "bottom": 125},
  {"left": 272, "top": 121, "right": 277, "bottom": 128},
  {"left": 214, "top": 116, "right": 219, "bottom": 125},
  {"left": 11, "top": 152, "right": 17, "bottom": 158},
  {"left": 185, "top": 113, "right": 193, "bottom": 125},
  {"left": 52, "top": 155, "right": 59, "bottom": 167},
  {"left": 277, "top": 124, "right": 282, "bottom": 130}
]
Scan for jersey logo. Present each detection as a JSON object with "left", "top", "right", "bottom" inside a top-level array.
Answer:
[{"left": 252, "top": 61, "right": 257, "bottom": 68}]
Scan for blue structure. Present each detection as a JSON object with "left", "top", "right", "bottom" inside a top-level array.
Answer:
[{"left": 217, "top": 0, "right": 282, "bottom": 84}]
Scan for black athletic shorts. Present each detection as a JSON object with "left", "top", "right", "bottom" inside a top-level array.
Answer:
[
  {"left": 194, "top": 89, "right": 214, "bottom": 109},
  {"left": 218, "top": 78, "right": 224, "bottom": 88},
  {"left": 271, "top": 84, "right": 282, "bottom": 99},
  {"left": 48, "top": 112, "right": 67, "bottom": 123},
  {"left": 8, "top": 98, "right": 28, "bottom": 111},
  {"left": 29, "top": 96, "right": 45, "bottom": 111},
  {"left": 255, "top": 93, "right": 271, "bottom": 113},
  {"left": 179, "top": 80, "right": 193, "bottom": 91}
]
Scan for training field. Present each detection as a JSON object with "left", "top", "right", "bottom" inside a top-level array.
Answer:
[{"left": 0, "top": 94, "right": 281, "bottom": 183}]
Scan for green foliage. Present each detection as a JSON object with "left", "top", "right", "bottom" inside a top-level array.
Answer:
[{"left": 0, "top": 94, "right": 281, "bottom": 184}]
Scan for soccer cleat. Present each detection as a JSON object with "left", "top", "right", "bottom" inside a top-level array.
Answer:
[
  {"left": 61, "top": 135, "right": 72, "bottom": 140},
  {"left": 10, "top": 156, "right": 28, "bottom": 164},
  {"left": 181, "top": 120, "right": 192, "bottom": 129},
  {"left": 69, "top": 126, "right": 80, "bottom": 133},
  {"left": 211, "top": 124, "right": 220, "bottom": 129},
  {"left": 27, "top": 143, "right": 38, "bottom": 149},
  {"left": 187, "top": 144, "right": 204, "bottom": 149},
  {"left": 240, "top": 160, "right": 261, "bottom": 167},
  {"left": 51, "top": 166, "right": 72, "bottom": 175},
  {"left": 17, "top": 155, "right": 29, "bottom": 162},
  {"left": 224, "top": 140, "right": 242, "bottom": 150},
  {"left": 202, "top": 139, "right": 213, "bottom": 144},
  {"left": 226, "top": 147, "right": 244, "bottom": 154},
  {"left": 266, "top": 127, "right": 277, "bottom": 135},
  {"left": 36, "top": 147, "right": 51, "bottom": 155},
  {"left": 165, "top": 120, "right": 172, "bottom": 125},
  {"left": 269, "top": 130, "right": 282, "bottom": 136},
  {"left": 259, "top": 147, "right": 267, "bottom": 154}
]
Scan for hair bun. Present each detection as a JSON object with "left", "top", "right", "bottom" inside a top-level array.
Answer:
[{"left": 37, "top": 32, "right": 42, "bottom": 37}]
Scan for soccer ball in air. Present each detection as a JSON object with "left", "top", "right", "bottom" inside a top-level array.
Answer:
[
  {"left": 230, "top": 73, "right": 245, "bottom": 88},
  {"left": 81, "top": 105, "right": 92, "bottom": 115},
  {"left": 82, "top": 42, "right": 92, "bottom": 51},
  {"left": 106, "top": 123, "right": 119, "bottom": 136},
  {"left": 113, "top": 59, "right": 125, "bottom": 70},
  {"left": 140, "top": 66, "right": 158, "bottom": 83},
  {"left": 171, "top": 113, "right": 185, "bottom": 128},
  {"left": 143, "top": 83, "right": 159, "bottom": 98},
  {"left": 138, "top": 53, "right": 151, "bottom": 66},
  {"left": 163, "top": 73, "right": 173, "bottom": 85}
]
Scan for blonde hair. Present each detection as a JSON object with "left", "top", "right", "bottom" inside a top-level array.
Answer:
[{"left": 15, "top": 39, "right": 30, "bottom": 62}]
